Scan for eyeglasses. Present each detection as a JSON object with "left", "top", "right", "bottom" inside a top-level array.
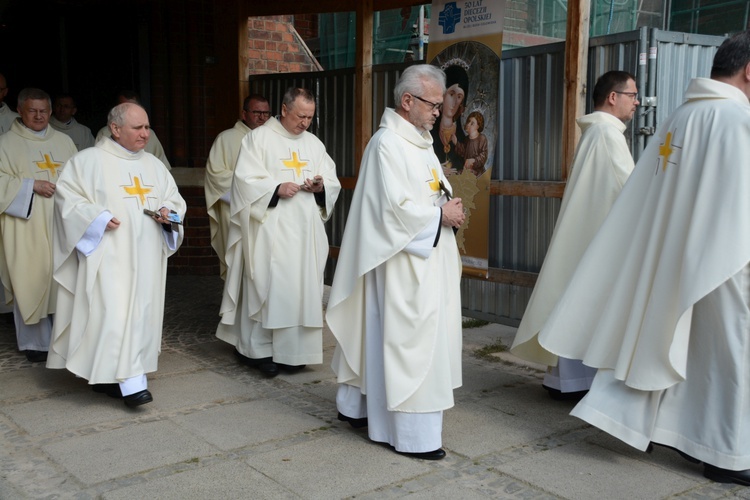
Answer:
[
  {"left": 614, "top": 91, "right": 639, "bottom": 101},
  {"left": 410, "top": 94, "right": 442, "bottom": 112},
  {"left": 246, "top": 110, "right": 271, "bottom": 117}
]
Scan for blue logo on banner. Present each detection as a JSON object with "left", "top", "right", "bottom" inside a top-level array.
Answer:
[{"left": 438, "top": 2, "right": 462, "bottom": 34}]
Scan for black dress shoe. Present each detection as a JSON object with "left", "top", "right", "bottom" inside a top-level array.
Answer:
[
  {"left": 277, "top": 363, "right": 306, "bottom": 373},
  {"left": 123, "top": 389, "right": 153, "bottom": 408},
  {"left": 234, "top": 350, "right": 279, "bottom": 377},
  {"left": 24, "top": 350, "right": 48, "bottom": 363},
  {"left": 396, "top": 448, "right": 447, "bottom": 460},
  {"left": 704, "top": 464, "right": 750, "bottom": 485},
  {"left": 92, "top": 383, "right": 123, "bottom": 399},
  {"left": 543, "top": 385, "right": 588, "bottom": 401},
  {"left": 337, "top": 412, "right": 368, "bottom": 428}
]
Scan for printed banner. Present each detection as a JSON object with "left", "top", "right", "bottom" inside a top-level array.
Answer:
[{"left": 428, "top": 0, "right": 505, "bottom": 277}]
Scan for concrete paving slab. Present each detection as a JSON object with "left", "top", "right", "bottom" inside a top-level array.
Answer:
[
  {"left": 147, "top": 370, "right": 260, "bottom": 410},
  {"left": 495, "top": 440, "right": 703, "bottom": 500},
  {"left": 42, "top": 420, "right": 218, "bottom": 485},
  {"left": 244, "top": 433, "right": 432, "bottom": 498},
  {"left": 0, "top": 365, "right": 82, "bottom": 403},
  {"left": 172, "top": 400, "right": 328, "bottom": 451},
  {"left": 3, "top": 390, "right": 141, "bottom": 436},
  {"left": 101, "top": 459, "right": 297, "bottom": 500},
  {"left": 443, "top": 380, "right": 584, "bottom": 459},
  {"left": 149, "top": 350, "right": 204, "bottom": 376}
]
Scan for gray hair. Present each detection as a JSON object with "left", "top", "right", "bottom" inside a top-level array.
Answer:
[
  {"left": 17, "top": 88, "right": 51, "bottom": 108},
  {"left": 393, "top": 64, "right": 446, "bottom": 109},
  {"left": 108, "top": 102, "right": 146, "bottom": 127},
  {"left": 282, "top": 87, "right": 315, "bottom": 109}
]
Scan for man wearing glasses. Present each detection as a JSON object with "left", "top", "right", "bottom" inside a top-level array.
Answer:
[
  {"left": 511, "top": 71, "right": 638, "bottom": 399},
  {"left": 205, "top": 94, "right": 271, "bottom": 279},
  {"left": 0, "top": 88, "right": 77, "bottom": 363},
  {"left": 329, "top": 64, "right": 465, "bottom": 460}
]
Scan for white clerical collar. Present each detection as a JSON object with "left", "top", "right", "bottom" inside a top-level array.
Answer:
[
  {"left": 21, "top": 123, "right": 48, "bottom": 137},
  {"left": 109, "top": 137, "right": 142, "bottom": 155}
]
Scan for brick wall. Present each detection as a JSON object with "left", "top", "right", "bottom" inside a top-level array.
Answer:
[
  {"left": 245, "top": 15, "right": 322, "bottom": 76},
  {"left": 168, "top": 170, "right": 219, "bottom": 276}
]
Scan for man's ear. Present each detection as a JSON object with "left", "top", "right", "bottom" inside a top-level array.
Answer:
[{"left": 109, "top": 123, "right": 119, "bottom": 139}]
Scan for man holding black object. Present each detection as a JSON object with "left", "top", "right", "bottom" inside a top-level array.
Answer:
[
  {"left": 216, "top": 87, "right": 340, "bottom": 377},
  {"left": 47, "top": 102, "right": 185, "bottom": 408},
  {"left": 328, "top": 64, "right": 464, "bottom": 460}
]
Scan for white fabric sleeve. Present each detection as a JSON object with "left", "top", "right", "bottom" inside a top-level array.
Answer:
[
  {"left": 157, "top": 205, "right": 180, "bottom": 251},
  {"left": 219, "top": 190, "right": 230, "bottom": 204},
  {"left": 403, "top": 208, "right": 441, "bottom": 258},
  {"left": 76, "top": 211, "right": 114, "bottom": 256},
  {"left": 162, "top": 227, "right": 178, "bottom": 251},
  {"left": 4, "top": 178, "right": 35, "bottom": 219}
]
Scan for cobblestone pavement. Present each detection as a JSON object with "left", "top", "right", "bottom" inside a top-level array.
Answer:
[{"left": 0, "top": 276, "right": 748, "bottom": 499}]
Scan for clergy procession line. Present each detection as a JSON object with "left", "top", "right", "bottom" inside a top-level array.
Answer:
[{"left": 0, "top": 29, "right": 748, "bottom": 489}]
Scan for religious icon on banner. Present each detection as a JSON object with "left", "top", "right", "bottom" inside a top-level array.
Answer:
[
  {"left": 427, "top": 0, "right": 504, "bottom": 277},
  {"left": 430, "top": 41, "right": 499, "bottom": 275}
]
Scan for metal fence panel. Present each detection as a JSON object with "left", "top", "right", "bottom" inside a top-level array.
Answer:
[{"left": 249, "top": 29, "right": 726, "bottom": 325}]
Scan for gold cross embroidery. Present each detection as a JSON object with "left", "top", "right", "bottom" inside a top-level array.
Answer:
[
  {"left": 123, "top": 176, "right": 152, "bottom": 205},
  {"left": 35, "top": 154, "right": 62, "bottom": 177},
  {"left": 659, "top": 132, "right": 675, "bottom": 172},
  {"left": 429, "top": 168, "right": 440, "bottom": 192},
  {"left": 282, "top": 151, "right": 307, "bottom": 177}
]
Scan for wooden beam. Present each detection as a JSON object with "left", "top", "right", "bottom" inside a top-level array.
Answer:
[
  {"left": 490, "top": 180, "right": 565, "bottom": 198},
  {"left": 242, "top": 0, "right": 426, "bottom": 16},
  {"left": 561, "top": 0, "right": 590, "bottom": 182},
  {"left": 355, "top": 0, "right": 374, "bottom": 172}
]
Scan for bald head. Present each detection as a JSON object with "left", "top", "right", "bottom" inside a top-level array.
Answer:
[{"left": 108, "top": 102, "right": 151, "bottom": 152}]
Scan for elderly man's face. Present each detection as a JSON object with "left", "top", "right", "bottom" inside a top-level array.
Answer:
[
  {"left": 280, "top": 97, "right": 315, "bottom": 135},
  {"left": 112, "top": 106, "right": 151, "bottom": 152},
  {"left": 406, "top": 80, "right": 443, "bottom": 132},
  {"left": 19, "top": 99, "right": 51, "bottom": 132}
]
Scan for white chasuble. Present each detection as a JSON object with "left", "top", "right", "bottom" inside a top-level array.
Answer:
[
  {"left": 0, "top": 121, "right": 77, "bottom": 324},
  {"left": 0, "top": 105, "right": 19, "bottom": 135},
  {"left": 511, "top": 112, "right": 633, "bottom": 367},
  {"left": 538, "top": 79, "right": 750, "bottom": 468},
  {"left": 328, "top": 108, "right": 463, "bottom": 414},
  {"left": 217, "top": 117, "right": 340, "bottom": 358},
  {"left": 204, "top": 120, "right": 250, "bottom": 279},
  {"left": 48, "top": 138, "right": 185, "bottom": 383},
  {"left": 49, "top": 116, "right": 95, "bottom": 151}
]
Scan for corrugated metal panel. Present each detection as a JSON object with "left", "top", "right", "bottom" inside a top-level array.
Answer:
[
  {"left": 651, "top": 30, "right": 726, "bottom": 138},
  {"left": 248, "top": 29, "right": 726, "bottom": 324}
]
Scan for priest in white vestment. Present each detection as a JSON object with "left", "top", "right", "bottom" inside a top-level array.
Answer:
[
  {"left": 205, "top": 94, "right": 270, "bottom": 279},
  {"left": 96, "top": 125, "right": 170, "bottom": 169},
  {"left": 510, "top": 71, "right": 638, "bottom": 398},
  {"left": 47, "top": 102, "right": 185, "bottom": 409},
  {"left": 0, "top": 74, "right": 19, "bottom": 316},
  {"left": 0, "top": 74, "right": 19, "bottom": 135},
  {"left": 537, "top": 31, "right": 750, "bottom": 485},
  {"left": 328, "top": 65, "right": 465, "bottom": 460},
  {"left": 0, "top": 88, "right": 77, "bottom": 363},
  {"left": 217, "top": 88, "right": 340, "bottom": 377},
  {"left": 49, "top": 94, "right": 95, "bottom": 151},
  {"left": 95, "top": 91, "right": 171, "bottom": 169}
]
